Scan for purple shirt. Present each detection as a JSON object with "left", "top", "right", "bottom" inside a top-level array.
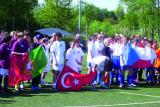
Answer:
[
  {"left": 10, "top": 38, "right": 18, "bottom": 48},
  {"left": 12, "top": 39, "right": 29, "bottom": 53},
  {"left": 0, "top": 43, "right": 11, "bottom": 69}
]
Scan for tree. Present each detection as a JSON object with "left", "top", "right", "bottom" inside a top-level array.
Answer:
[
  {"left": 34, "top": 0, "right": 73, "bottom": 31},
  {"left": 0, "top": 0, "right": 38, "bottom": 31}
]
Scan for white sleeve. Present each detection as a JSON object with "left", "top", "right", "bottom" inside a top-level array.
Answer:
[
  {"left": 79, "top": 47, "right": 84, "bottom": 56},
  {"left": 65, "top": 49, "right": 70, "bottom": 60},
  {"left": 50, "top": 43, "right": 56, "bottom": 53},
  {"left": 62, "top": 41, "right": 66, "bottom": 53}
]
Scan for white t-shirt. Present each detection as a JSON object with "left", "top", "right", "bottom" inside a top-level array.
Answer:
[
  {"left": 66, "top": 48, "right": 77, "bottom": 71},
  {"left": 87, "top": 41, "right": 97, "bottom": 63},
  {"left": 95, "top": 40, "right": 104, "bottom": 56},
  {"left": 75, "top": 47, "right": 84, "bottom": 68},
  {"left": 145, "top": 47, "right": 157, "bottom": 64},
  {"left": 119, "top": 44, "right": 127, "bottom": 66},
  {"left": 112, "top": 43, "right": 121, "bottom": 56},
  {"left": 50, "top": 41, "right": 65, "bottom": 65},
  {"left": 92, "top": 56, "right": 107, "bottom": 72}
]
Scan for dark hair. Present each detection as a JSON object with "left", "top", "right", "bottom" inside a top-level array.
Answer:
[
  {"left": 2, "top": 36, "right": 11, "bottom": 43},
  {"left": 55, "top": 32, "right": 62, "bottom": 37}
]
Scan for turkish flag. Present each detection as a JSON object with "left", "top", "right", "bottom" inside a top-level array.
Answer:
[{"left": 56, "top": 65, "right": 96, "bottom": 91}]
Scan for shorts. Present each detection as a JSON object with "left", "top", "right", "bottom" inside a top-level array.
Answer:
[
  {"left": 0, "top": 68, "right": 8, "bottom": 76},
  {"left": 104, "top": 58, "right": 112, "bottom": 72},
  {"left": 112, "top": 56, "right": 120, "bottom": 69},
  {"left": 120, "top": 66, "right": 127, "bottom": 71},
  {"left": 52, "top": 64, "right": 64, "bottom": 72},
  {"left": 128, "top": 68, "right": 138, "bottom": 72}
]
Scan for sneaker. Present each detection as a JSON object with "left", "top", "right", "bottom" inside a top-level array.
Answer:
[
  {"left": 52, "top": 83, "right": 56, "bottom": 88},
  {"left": 100, "top": 82, "right": 108, "bottom": 89},
  {"left": 119, "top": 84, "right": 124, "bottom": 88},
  {"left": 130, "top": 84, "right": 137, "bottom": 87},
  {"left": 20, "top": 84, "right": 24, "bottom": 91},
  {"left": 41, "top": 80, "right": 46, "bottom": 85}
]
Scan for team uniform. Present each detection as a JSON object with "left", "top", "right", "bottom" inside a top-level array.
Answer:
[
  {"left": 75, "top": 47, "right": 84, "bottom": 73},
  {"left": 87, "top": 41, "right": 97, "bottom": 68},
  {"left": 110, "top": 42, "right": 121, "bottom": 84},
  {"left": 145, "top": 46, "right": 157, "bottom": 83},
  {"left": 119, "top": 44, "right": 127, "bottom": 87},
  {"left": 50, "top": 40, "right": 66, "bottom": 72},
  {"left": 66, "top": 48, "right": 78, "bottom": 72},
  {"left": 43, "top": 43, "right": 52, "bottom": 73}
]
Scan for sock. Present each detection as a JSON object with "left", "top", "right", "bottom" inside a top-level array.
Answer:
[
  {"left": 115, "top": 72, "right": 119, "bottom": 83},
  {"left": 104, "top": 73, "right": 109, "bottom": 84},
  {"left": 0, "top": 75, "right": 3, "bottom": 89},
  {"left": 130, "top": 75, "right": 134, "bottom": 84},
  {"left": 133, "top": 71, "right": 137, "bottom": 80},
  {"left": 96, "top": 71, "right": 101, "bottom": 83},
  {"left": 4, "top": 76, "right": 8, "bottom": 90},
  {"left": 110, "top": 72, "right": 114, "bottom": 84},
  {"left": 120, "top": 74, "right": 124, "bottom": 85},
  {"left": 127, "top": 75, "right": 131, "bottom": 85}
]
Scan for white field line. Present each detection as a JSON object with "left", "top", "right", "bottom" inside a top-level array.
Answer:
[
  {"left": 65, "top": 91, "right": 160, "bottom": 107},
  {"left": 65, "top": 100, "right": 160, "bottom": 107},
  {"left": 117, "top": 91, "right": 160, "bottom": 98}
]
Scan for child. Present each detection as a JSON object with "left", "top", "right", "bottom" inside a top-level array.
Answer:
[
  {"left": 75, "top": 40, "right": 84, "bottom": 73},
  {"left": 87, "top": 35, "right": 97, "bottom": 73},
  {"left": 118, "top": 37, "right": 128, "bottom": 87},
  {"left": 66, "top": 41, "right": 78, "bottom": 72},
  {"left": 101, "top": 38, "right": 112, "bottom": 88},
  {"left": 41, "top": 38, "right": 52, "bottom": 85},
  {"left": 50, "top": 32, "right": 66, "bottom": 88},
  {"left": 0, "top": 36, "right": 11, "bottom": 93}
]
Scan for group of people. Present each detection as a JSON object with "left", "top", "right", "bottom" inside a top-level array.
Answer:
[
  {"left": 0, "top": 31, "right": 84, "bottom": 93},
  {"left": 0, "top": 30, "right": 160, "bottom": 93},
  {"left": 87, "top": 33, "right": 160, "bottom": 88}
]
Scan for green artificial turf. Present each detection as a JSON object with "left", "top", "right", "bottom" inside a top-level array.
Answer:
[{"left": 1, "top": 54, "right": 160, "bottom": 107}]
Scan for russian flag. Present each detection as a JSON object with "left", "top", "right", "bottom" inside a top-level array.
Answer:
[{"left": 124, "top": 43, "right": 157, "bottom": 68}]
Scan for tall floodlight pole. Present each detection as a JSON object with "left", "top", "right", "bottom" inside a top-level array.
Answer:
[{"left": 78, "top": 0, "right": 82, "bottom": 33}]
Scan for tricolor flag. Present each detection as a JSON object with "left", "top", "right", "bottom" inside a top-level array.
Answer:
[
  {"left": 56, "top": 65, "right": 96, "bottom": 91},
  {"left": 9, "top": 54, "right": 31, "bottom": 86},
  {"left": 125, "top": 44, "right": 157, "bottom": 68},
  {"left": 29, "top": 46, "right": 47, "bottom": 78}
]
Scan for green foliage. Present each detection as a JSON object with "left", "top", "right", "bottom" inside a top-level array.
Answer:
[
  {"left": 0, "top": 0, "right": 38, "bottom": 31},
  {"left": 120, "top": 0, "right": 160, "bottom": 39},
  {"left": 34, "top": 0, "right": 73, "bottom": 31},
  {"left": 0, "top": 0, "right": 159, "bottom": 41}
]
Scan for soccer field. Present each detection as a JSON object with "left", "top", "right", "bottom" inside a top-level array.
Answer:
[
  {"left": 1, "top": 54, "right": 160, "bottom": 107},
  {"left": 1, "top": 85, "right": 160, "bottom": 107}
]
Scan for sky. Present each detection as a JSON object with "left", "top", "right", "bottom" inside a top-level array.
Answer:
[{"left": 38, "top": 0, "right": 120, "bottom": 11}]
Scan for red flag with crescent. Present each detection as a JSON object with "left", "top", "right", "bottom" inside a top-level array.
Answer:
[{"left": 56, "top": 65, "right": 96, "bottom": 91}]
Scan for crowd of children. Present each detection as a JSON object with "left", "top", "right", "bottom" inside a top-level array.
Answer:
[{"left": 0, "top": 30, "right": 160, "bottom": 93}]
